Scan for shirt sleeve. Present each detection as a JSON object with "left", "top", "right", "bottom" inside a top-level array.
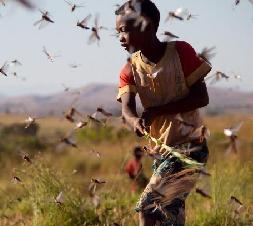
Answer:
[
  {"left": 124, "top": 160, "right": 134, "bottom": 175},
  {"left": 176, "top": 41, "right": 212, "bottom": 87},
  {"left": 117, "top": 61, "right": 137, "bottom": 102}
]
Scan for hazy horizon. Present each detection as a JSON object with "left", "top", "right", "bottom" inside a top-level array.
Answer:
[{"left": 0, "top": 81, "right": 253, "bottom": 98}]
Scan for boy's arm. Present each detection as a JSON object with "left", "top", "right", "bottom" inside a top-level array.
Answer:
[
  {"left": 121, "top": 92, "right": 145, "bottom": 135},
  {"left": 117, "top": 61, "right": 145, "bottom": 136},
  {"left": 142, "top": 79, "right": 209, "bottom": 126}
]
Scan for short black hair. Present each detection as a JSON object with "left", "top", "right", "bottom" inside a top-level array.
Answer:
[
  {"left": 115, "top": 0, "right": 160, "bottom": 32},
  {"left": 133, "top": 146, "right": 143, "bottom": 157}
]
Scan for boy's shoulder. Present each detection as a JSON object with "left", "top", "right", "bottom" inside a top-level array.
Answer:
[
  {"left": 174, "top": 40, "right": 193, "bottom": 48},
  {"left": 174, "top": 40, "right": 197, "bottom": 56},
  {"left": 120, "top": 60, "right": 132, "bottom": 74},
  {"left": 166, "top": 40, "right": 196, "bottom": 58}
]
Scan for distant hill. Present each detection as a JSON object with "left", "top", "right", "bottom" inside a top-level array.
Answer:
[
  {"left": 0, "top": 83, "right": 121, "bottom": 116},
  {"left": 0, "top": 83, "right": 252, "bottom": 116},
  {"left": 206, "top": 87, "right": 253, "bottom": 115}
]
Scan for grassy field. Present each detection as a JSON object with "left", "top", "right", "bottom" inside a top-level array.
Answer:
[{"left": 0, "top": 114, "right": 252, "bottom": 226}]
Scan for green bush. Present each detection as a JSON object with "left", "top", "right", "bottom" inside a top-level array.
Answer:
[
  {"left": 1, "top": 162, "right": 100, "bottom": 226},
  {"left": 77, "top": 126, "right": 132, "bottom": 144},
  {"left": 0, "top": 161, "right": 140, "bottom": 226},
  {"left": 0, "top": 124, "right": 45, "bottom": 156}
]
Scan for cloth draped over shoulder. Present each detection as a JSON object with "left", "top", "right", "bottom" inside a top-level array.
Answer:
[{"left": 117, "top": 41, "right": 212, "bottom": 147}]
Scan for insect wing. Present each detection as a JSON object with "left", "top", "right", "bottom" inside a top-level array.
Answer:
[
  {"left": 64, "top": 0, "right": 73, "bottom": 6},
  {"left": 174, "top": 7, "right": 188, "bottom": 17},
  {"left": 231, "top": 122, "right": 243, "bottom": 133},
  {"left": 55, "top": 191, "right": 64, "bottom": 204},
  {"left": 81, "top": 14, "right": 91, "bottom": 25},
  {"left": 224, "top": 128, "right": 233, "bottom": 137},
  {"left": 39, "top": 20, "right": 49, "bottom": 29},
  {"left": 88, "top": 32, "right": 98, "bottom": 44}
]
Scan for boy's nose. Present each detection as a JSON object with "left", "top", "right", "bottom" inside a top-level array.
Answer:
[{"left": 119, "top": 33, "right": 126, "bottom": 43}]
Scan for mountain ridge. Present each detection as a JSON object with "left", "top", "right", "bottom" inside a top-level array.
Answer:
[{"left": 0, "top": 83, "right": 252, "bottom": 116}]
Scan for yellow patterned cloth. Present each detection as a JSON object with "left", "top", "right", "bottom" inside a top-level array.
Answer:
[{"left": 118, "top": 41, "right": 211, "bottom": 146}]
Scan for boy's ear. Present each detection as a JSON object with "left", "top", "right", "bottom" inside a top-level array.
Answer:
[
  {"left": 146, "top": 20, "right": 154, "bottom": 32},
  {"left": 133, "top": 15, "right": 153, "bottom": 32},
  {"left": 143, "top": 19, "right": 155, "bottom": 33}
]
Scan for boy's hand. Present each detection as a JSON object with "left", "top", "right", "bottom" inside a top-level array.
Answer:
[{"left": 132, "top": 118, "right": 145, "bottom": 137}]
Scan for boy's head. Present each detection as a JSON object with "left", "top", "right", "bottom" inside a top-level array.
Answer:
[
  {"left": 115, "top": 0, "right": 160, "bottom": 53},
  {"left": 133, "top": 146, "right": 143, "bottom": 160}
]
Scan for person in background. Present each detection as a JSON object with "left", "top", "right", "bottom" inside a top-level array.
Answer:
[{"left": 125, "top": 146, "right": 148, "bottom": 192}]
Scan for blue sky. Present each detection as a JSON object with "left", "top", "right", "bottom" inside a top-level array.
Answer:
[{"left": 0, "top": 0, "right": 252, "bottom": 96}]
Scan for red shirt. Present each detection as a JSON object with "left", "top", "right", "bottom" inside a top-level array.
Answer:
[{"left": 125, "top": 158, "right": 142, "bottom": 178}]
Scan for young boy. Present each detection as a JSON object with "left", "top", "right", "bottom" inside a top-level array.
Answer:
[
  {"left": 115, "top": 1, "right": 212, "bottom": 225},
  {"left": 125, "top": 146, "right": 148, "bottom": 192}
]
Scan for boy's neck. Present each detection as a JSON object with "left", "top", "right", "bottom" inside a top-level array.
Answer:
[
  {"left": 135, "top": 157, "right": 141, "bottom": 162},
  {"left": 140, "top": 37, "right": 167, "bottom": 64}
]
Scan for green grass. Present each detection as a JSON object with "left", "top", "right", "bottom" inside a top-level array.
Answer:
[
  {"left": 0, "top": 114, "right": 252, "bottom": 226},
  {"left": 187, "top": 161, "right": 253, "bottom": 226}
]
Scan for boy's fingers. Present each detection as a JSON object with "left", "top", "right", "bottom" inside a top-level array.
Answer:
[
  {"left": 138, "top": 126, "right": 144, "bottom": 135},
  {"left": 142, "top": 118, "right": 150, "bottom": 127},
  {"left": 133, "top": 118, "right": 146, "bottom": 136},
  {"left": 135, "top": 124, "right": 143, "bottom": 134},
  {"left": 135, "top": 122, "right": 145, "bottom": 137},
  {"left": 136, "top": 130, "right": 144, "bottom": 137}
]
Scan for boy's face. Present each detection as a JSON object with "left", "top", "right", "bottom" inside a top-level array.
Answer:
[
  {"left": 134, "top": 151, "right": 143, "bottom": 160},
  {"left": 116, "top": 14, "right": 151, "bottom": 53}
]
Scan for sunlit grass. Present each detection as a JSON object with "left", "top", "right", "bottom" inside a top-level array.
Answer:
[{"left": 0, "top": 114, "right": 252, "bottom": 225}]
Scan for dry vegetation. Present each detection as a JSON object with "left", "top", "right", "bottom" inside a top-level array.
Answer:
[{"left": 0, "top": 114, "right": 252, "bottom": 226}]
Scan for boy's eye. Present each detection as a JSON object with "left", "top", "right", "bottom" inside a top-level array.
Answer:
[{"left": 120, "top": 26, "right": 129, "bottom": 33}]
